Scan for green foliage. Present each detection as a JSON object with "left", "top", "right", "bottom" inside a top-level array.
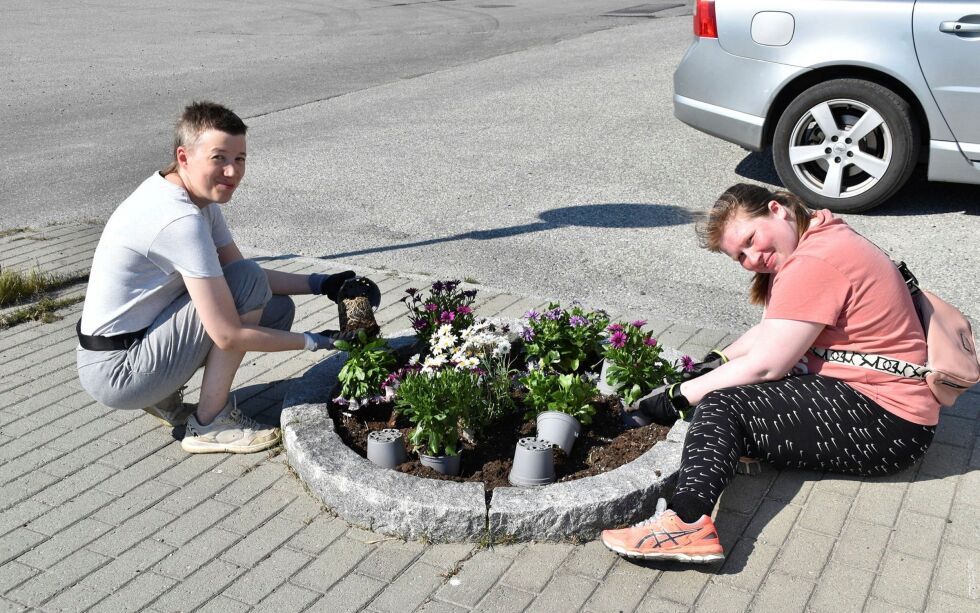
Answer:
[
  {"left": 334, "top": 330, "right": 396, "bottom": 401},
  {"left": 395, "top": 369, "right": 484, "bottom": 456},
  {"left": 520, "top": 368, "right": 598, "bottom": 424},
  {"left": 602, "top": 322, "right": 683, "bottom": 405},
  {"left": 0, "top": 266, "right": 87, "bottom": 308},
  {"left": 521, "top": 302, "right": 609, "bottom": 374}
]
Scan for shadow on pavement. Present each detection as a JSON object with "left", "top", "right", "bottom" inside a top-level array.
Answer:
[
  {"left": 736, "top": 149, "right": 979, "bottom": 216},
  {"left": 317, "top": 202, "right": 694, "bottom": 260}
]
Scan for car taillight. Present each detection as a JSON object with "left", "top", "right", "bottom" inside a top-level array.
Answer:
[{"left": 693, "top": 0, "right": 718, "bottom": 38}]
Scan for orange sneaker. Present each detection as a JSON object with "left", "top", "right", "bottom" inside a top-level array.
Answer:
[{"left": 601, "top": 499, "right": 724, "bottom": 563}]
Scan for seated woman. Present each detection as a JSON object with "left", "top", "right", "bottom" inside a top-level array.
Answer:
[
  {"left": 601, "top": 183, "right": 938, "bottom": 563},
  {"left": 76, "top": 101, "right": 362, "bottom": 454}
]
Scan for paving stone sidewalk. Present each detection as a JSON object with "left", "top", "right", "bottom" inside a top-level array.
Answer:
[{"left": 1, "top": 223, "right": 977, "bottom": 613}]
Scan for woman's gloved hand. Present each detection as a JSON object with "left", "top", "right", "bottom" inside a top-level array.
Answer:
[
  {"left": 627, "top": 383, "right": 692, "bottom": 426},
  {"left": 681, "top": 349, "right": 728, "bottom": 381},
  {"left": 308, "top": 271, "right": 356, "bottom": 302},
  {"left": 303, "top": 329, "right": 358, "bottom": 351}
]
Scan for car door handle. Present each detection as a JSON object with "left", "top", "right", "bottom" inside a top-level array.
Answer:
[{"left": 939, "top": 20, "right": 980, "bottom": 33}]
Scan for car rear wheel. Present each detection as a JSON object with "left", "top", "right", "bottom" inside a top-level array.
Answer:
[{"left": 772, "top": 79, "right": 920, "bottom": 213}]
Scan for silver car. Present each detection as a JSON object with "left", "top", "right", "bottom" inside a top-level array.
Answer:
[{"left": 673, "top": 0, "right": 980, "bottom": 212}]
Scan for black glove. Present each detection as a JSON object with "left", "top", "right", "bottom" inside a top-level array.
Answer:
[
  {"left": 629, "top": 383, "right": 691, "bottom": 426},
  {"left": 304, "top": 329, "right": 359, "bottom": 351},
  {"left": 308, "top": 271, "right": 356, "bottom": 301},
  {"left": 681, "top": 349, "right": 728, "bottom": 381}
]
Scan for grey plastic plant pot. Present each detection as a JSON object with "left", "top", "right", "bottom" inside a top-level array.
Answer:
[
  {"left": 366, "top": 429, "right": 407, "bottom": 469},
  {"left": 535, "top": 411, "right": 581, "bottom": 455},
  {"left": 620, "top": 399, "right": 652, "bottom": 428},
  {"left": 508, "top": 437, "right": 556, "bottom": 487},
  {"left": 418, "top": 450, "right": 462, "bottom": 476}
]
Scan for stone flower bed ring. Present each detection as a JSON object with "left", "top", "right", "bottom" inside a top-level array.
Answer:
[{"left": 281, "top": 282, "right": 696, "bottom": 542}]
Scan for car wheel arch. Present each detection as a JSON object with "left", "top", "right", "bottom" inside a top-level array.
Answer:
[{"left": 762, "top": 66, "right": 931, "bottom": 157}]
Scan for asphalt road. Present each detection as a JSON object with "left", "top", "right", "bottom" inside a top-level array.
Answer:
[{"left": 2, "top": 0, "right": 978, "bottom": 333}]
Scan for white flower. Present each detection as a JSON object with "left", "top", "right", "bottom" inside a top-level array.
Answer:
[
  {"left": 408, "top": 354, "right": 421, "bottom": 365},
  {"left": 421, "top": 354, "right": 448, "bottom": 374}
]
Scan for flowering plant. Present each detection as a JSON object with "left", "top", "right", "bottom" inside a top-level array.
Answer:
[
  {"left": 334, "top": 330, "right": 397, "bottom": 407},
  {"left": 520, "top": 302, "right": 609, "bottom": 374},
  {"left": 601, "top": 320, "right": 689, "bottom": 405},
  {"left": 401, "top": 280, "right": 477, "bottom": 349},
  {"left": 395, "top": 368, "right": 483, "bottom": 456},
  {"left": 385, "top": 320, "right": 516, "bottom": 440},
  {"left": 520, "top": 362, "right": 598, "bottom": 424}
]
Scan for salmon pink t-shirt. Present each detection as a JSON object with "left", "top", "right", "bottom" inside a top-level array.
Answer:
[{"left": 765, "top": 209, "right": 939, "bottom": 425}]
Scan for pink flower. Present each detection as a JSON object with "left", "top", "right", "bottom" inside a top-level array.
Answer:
[
  {"left": 425, "top": 303, "right": 438, "bottom": 312},
  {"left": 607, "top": 323, "right": 624, "bottom": 333},
  {"left": 610, "top": 331, "right": 627, "bottom": 349},
  {"left": 630, "top": 320, "right": 647, "bottom": 329},
  {"left": 440, "top": 310, "right": 456, "bottom": 323},
  {"left": 456, "top": 305, "right": 473, "bottom": 315},
  {"left": 681, "top": 355, "right": 695, "bottom": 372},
  {"left": 643, "top": 337, "right": 658, "bottom": 347}
]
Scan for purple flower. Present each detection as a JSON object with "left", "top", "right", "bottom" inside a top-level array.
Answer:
[
  {"left": 456, "top": 305, "right": 473, "bottom": 315},
  {"left": 412, "top": 319, "right": 428, "bottom": 331},
  {"left": 521, "top": 327, "right": 535, "bottom": 342},
  {"left": 425, "top": 303, "right": 438, "bottom": 312},
  {"left": 405, "top": 287, "right": 418, "bottom": 296},
  {"left": 444, "top": 280, "right": 460, "bottom": 292},
  {"left": 643, "top": 337, "right": 658, "bottom": 347},
  {"left": 681, "top": 355, "right": 695, "bottom": 372},
  {"left": 607, "top": 323, "right": 624, "bottom": 333},
  {"left": 524, "top": 309, "right": 541, "bottom": 321},
  {"left": 610, "top": 331, "right": 627, "bottom": 349},
  {"left": 463, "top": 289, "right": 478, "bottom": 298},
  {"left": 630, "top": 319, "right": 647, "bottom": 329},
  {"left": 569, "top": 315, "right": 588, "bottom": 328},
  {"left": 544, "top": 308, "right": 563, "bottom": 321},
  {"left": 431, "top": 281, "right": 445, "bottom": 292},
  {"left": 440, "top": 310, "right": 456, "bottom": 323}
]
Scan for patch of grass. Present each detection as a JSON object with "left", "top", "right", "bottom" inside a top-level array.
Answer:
[
  {"left": 0, "top": 227, "right": 32, "bottom": 239},
  {"left": 0, "top": 295, "right": 85, "bottom": 329},
  {"left": 0, "top": 267, "right": 88, "bottom": 308},
  {"left": 464, "top": 276, "right": 480, "bottom": 284}
]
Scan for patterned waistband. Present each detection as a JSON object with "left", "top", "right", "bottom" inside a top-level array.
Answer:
[{"left": 810, "top": 347, "right": 929, "bottom": 379}]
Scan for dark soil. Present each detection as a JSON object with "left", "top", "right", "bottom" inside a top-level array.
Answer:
[{"left": 329, "top": 394, "right": 670, "bottom": 494}]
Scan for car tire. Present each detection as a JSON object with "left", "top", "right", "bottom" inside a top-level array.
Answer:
[{"left": 772, "top": 79, "right": 920, "bottom": 213}]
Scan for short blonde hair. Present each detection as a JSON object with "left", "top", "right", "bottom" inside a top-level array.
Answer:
[
  {"left": 161, "top": 101, "right": 247, "bottom": 175},
  {"left": 696, "top": 183, "right": 813, "bottom": 305}
]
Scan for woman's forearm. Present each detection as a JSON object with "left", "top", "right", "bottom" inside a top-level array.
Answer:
[{"left": 264, "top": 268, "right": 314, "bottom": 295}]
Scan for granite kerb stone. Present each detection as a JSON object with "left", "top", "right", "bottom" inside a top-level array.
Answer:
[{"left": 281, "top": 331, "right": 687, "bottom": 543}]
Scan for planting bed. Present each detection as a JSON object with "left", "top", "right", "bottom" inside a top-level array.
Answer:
[
  {"left": 282, "top": 332, "right": 688, "bottom": 542},
  {"left": 332, "top": 396, "right": 670, "bottom": 493}
]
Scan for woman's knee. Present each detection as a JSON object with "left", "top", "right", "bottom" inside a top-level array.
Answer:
[
  {"left": 223, "top": 260, "right": 272, "bottom": 314},
  {"left": 261, "top": 295, "right": 296, "bottom": 331}
]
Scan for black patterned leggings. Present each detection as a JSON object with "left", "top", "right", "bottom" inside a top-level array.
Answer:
[{"left": 669, "top": 375, "right": 935, "bottom": 523}]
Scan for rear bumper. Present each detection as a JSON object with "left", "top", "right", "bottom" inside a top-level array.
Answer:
[
  {"left": 673, "top": 95, "right": 766, "bottom": 151},
  {"left": 673, "top": 37, "right": 804, "bottom": 151}
]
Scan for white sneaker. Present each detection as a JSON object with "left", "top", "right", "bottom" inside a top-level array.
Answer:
[
  {"left": 142, "top": 386, "right": 195, "bottom": 427},
  {"left": 181, "top": 398, "right": 280, "bottom": 454}
]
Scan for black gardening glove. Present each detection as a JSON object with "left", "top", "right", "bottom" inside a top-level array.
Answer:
[
  {"left": 304, "top": 329, "right": 359, "bottom": 351},
  {"left": 628, "top": 383, "right": 691, "bottom": 426},
  {"left": 308, "top": 271, "right": 356, "bottom": 302},
  {"left": 681, "top": 349, "right": 728, "bottom": 381}
]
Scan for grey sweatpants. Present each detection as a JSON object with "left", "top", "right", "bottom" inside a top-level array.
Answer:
[{"left": 76, "top": 260, "right": 295, "bottom": 410}]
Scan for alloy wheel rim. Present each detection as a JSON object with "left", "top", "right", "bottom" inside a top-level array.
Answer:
[{"left": 787, "top": 98, "right": 893, "bottom": 199}]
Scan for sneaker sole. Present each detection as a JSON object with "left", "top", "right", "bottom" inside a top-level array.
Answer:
[
  {"left": 602, "top": 540, "right": 724, "bottom": 564},
  {"left": 181, "top": 437, "right": 281, "bottom": 454}
]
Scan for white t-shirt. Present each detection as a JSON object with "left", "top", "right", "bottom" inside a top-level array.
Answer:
[{"left": 80, "top": 173, "right": 234, "bottom": 335}]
